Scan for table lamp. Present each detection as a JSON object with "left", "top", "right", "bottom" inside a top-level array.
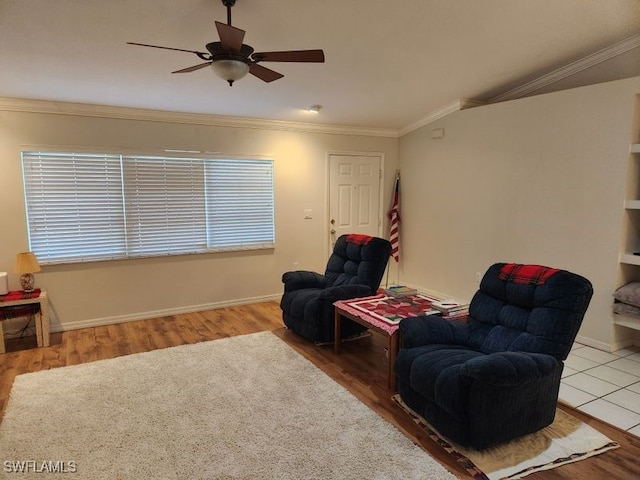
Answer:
[{"left": 14, "top": 252, "right": 41, "bottom": 292}]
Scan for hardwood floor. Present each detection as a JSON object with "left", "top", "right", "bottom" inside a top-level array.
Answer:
[{"left": 2, "top": 301, "right": 640, "bottom": 479}]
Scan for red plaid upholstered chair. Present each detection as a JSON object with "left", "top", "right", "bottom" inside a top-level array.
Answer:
[{"left": 395, "top": 263, "right": 593, "bottom": 450}]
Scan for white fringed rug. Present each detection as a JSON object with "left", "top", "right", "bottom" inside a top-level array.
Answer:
[
  {"left": 0, "top": 332, "right": 457, "bottom": 479},
  {"left": 393, "top": 394, "right": 618, "bottom": 480}
]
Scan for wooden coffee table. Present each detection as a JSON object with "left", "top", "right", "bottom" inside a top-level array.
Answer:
[{"left": 333, "top": 293, "right": 442, "bottom": 391}]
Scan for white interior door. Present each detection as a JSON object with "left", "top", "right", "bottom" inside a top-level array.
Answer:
[{"left": 328, "top": 154, "right": 382, "bottom": 251}]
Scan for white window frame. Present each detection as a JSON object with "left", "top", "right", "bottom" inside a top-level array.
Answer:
[{"left": 21, "top": 151, "right": 275, "bottom": 265}]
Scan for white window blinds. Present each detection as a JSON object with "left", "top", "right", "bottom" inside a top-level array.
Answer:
[
  {"left": 22, "top": 152, "right": 126, "bottom": 263},
  {"left": 123, "top": 156, "right": 207, "bottom": 256},
  {"left": 21, "top": 151, "right": 275, "bottom": 264},
  {"left": 205, "top": 159, "right": 275, "bottom": 250}
]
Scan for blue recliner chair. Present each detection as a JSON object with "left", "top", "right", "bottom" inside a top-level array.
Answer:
[
  {"left": 394, "top": 262, "right": 593, "bottom": 450},
  {"left": 280, "top": 234, "right": 391, "bottom": 344}
]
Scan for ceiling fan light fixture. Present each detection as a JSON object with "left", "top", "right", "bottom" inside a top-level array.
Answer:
[
  {"left": 211, "top": 59, "right": 250, "bottom": 86},
  {"left": 308, "top": 104, "right": 322, "bottom": 114},
  {"left": 128, "top": 0, "right": 324, "bottom": 85}
]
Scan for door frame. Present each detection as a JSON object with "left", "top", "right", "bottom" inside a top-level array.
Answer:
[{"left": 326, "top": 151, "right": 385, "bottom": 257}]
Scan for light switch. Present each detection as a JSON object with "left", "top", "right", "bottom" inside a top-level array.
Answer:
[{"left": 304, "top": 209, "right": 313, "bottom": 219}]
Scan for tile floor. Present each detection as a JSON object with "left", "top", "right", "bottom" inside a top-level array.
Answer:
[{"left": 560, "top": 343, "right": 640, "bottom": 436}]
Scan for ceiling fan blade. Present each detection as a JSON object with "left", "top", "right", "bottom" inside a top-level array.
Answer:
[
  {"left": 249, "top": 63, "right": 284, "bottom": 83},
  {"left": 215, "top": 21, "right": 245, "bottom": 52},
  {"left": 252, "top": 50, "right": 325, "bottom": 63},
  {"left": 172, "top": 62, "right": 212, "bottom": 74},
  {"left": 127, "top": 42, "right": 208, "bottom": 56}
]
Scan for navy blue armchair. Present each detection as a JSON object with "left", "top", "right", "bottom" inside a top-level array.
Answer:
[
  {"left": 280, "top": 234, "right": 391, "bottom": 344},
  {"left": 394, "top": 263, "right": 593, "bottom": 450}
]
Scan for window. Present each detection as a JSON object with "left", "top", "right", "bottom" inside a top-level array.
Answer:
[{"left": 21, "top": 151, "right": 275, "bottom": 264}]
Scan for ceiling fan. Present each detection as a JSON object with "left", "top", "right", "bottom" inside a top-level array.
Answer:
[{"left": 127, "top": 0, "right": 325, "bottom": 86}]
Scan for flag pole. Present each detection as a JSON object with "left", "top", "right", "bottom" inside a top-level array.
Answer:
[{"left": 386, "top": 170, "right": 401, "bottom": 286}]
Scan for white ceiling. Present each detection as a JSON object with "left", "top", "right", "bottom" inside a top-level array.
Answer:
[{"left": 1, "top": 0, "right": 640, "bottom": 133}]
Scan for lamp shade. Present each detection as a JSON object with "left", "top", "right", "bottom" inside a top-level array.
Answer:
[
  {"left": 211, "top": 59, "right": 250, "bottom": 85},
  {"left": 14, "top": 252, "right": 41, "bottom": 274}
]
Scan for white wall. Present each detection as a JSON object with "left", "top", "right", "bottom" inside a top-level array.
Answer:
[
  {"left": 4, "top": 77, "right": 638, "bottom": 349},
  {"left": 0, "top": 107, "right": 399, "bottom": 331},
  {"left": 399, "top": 76, "right": 640, "bottom": 351}
]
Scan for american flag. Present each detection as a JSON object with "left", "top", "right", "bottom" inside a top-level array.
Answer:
[{"left": 388, "top": 174, "right": 400, "bottom": 262}]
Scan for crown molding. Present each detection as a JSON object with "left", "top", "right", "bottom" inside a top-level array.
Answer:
[
  {"left": 398, "top": 98, "right": 485, "bottom": 137},
  {"left": 3, "top": 34, "right": 638, "bottom": 139},
  {"left": 397, "top": 34, "right": 640, "bottom": 134},
  {"left": 490, "top": 33, "right": 640, "bottom": 103},
  {"left": 0, "top": 97, "right": 399, "bottom": 138}
]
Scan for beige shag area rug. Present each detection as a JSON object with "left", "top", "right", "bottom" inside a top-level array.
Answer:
[
  {"left": 0, "top": 332, "right": 457, "bottom": 479},
  {"left": 393, "top": 394, "right": 618, "bottom": 480}
]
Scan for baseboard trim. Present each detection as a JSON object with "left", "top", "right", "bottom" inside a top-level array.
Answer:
[
  {"left": 401, "top": 283, "right": 467, "bottom": 304},
  {"left": 50, "top": 294, "right": 282, "bottom": 333},
  {"left": 573, "top": 334, "right": 618, "bottom": 353}
]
